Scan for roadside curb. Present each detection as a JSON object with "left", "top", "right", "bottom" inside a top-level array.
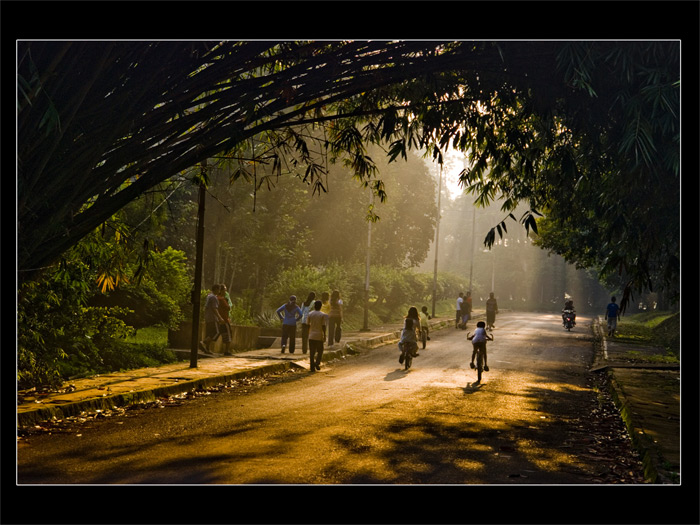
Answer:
[
  {"left": 590, "top": 316, "right": 680, "bottom": 484},
  {"left": 16, "top": 361, "right": 296, "bottom": 428},
  {"left": 17, "top": 318, "right": 455, "bottom": 428}
]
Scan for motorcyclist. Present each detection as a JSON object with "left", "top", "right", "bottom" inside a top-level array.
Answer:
[{"left": 562, "top": 298, "right": 576, "bottom": 326}]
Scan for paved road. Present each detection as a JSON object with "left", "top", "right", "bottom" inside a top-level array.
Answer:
[{"left": 17, "top": 312, "right": 644, "bottom": 484}]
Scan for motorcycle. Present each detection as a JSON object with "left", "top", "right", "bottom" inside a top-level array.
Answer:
[{"left": 562, "top": 309, "right": 575, "bottom": 331}]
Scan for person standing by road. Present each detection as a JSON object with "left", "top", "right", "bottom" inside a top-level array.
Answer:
[
  {"left": 605, "top": 296, "right": 621, "bottom": 337},
  {"left": 276, "top": 295, "right": 302, "bottom": 354},
  {"left": 485, "top": 292, "right": 498, "bottom": 331},
  {"left": 200, "top": 284, "right": 224, "bottom": 353},
  {"left": 300, "top": 292, "right": 316, "bottom": 355},
  {"left": 461, "top": 291, "right": 473, "bottom": 329},
  {"left": 327, "top": 290, "right": 343, "bottom": 347},
  {"left": 307, "top": 300, "right": 328, "bottom": 371},
  {"left": 420, "top": 306, "right": 431, "bottom": 345},
  {"left": 216, "top": 284, "right": 233, "bottom": 355},
  {"left": 456, "top": 292, "right": 464, "bottom": 329}
]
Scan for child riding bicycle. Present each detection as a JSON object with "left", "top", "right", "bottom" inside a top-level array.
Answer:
[{"left": 467, "top": 321, "right": 493, "bottom": 371}]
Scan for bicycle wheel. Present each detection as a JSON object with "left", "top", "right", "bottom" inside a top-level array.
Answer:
[
  {"left": 405, "top": 351, "right": 412, "bottom": 370},
  {"left": 476, "top": 351, "right": 484, "bottom": 382}
]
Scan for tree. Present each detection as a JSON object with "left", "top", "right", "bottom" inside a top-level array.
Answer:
[
  {"left": 18, "top": 40, "right": 681, "bottom": 312},
  {"left": 457, "top": 42, "right": 680, "bottom": 311},
  {"left": 17, "top": 40, "right": 490, "bottom": 283}
]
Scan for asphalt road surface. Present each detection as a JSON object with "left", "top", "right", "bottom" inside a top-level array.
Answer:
[{"left": 17, "top": 312, "right": 645, "bottom": 485}]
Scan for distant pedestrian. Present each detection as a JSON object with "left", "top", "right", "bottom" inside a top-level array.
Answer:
[
  {"left": 420, "top": 306, "right": 431, "bottom": 344},
  {"left": 216, "top": 284, "right": 233, "bottom": 355},
  {"left": 456, "top": 292, "right": 464, "bottom": 329},
  {"left": 276, "top": 295, "right": 302, "bottom": 353},
  {"left": 320, "top": 291, "right": 331, "bottom": 315},
  {"left": 461, "top": 291, "right": 473, "bottom": 329},
  {"left": 605, "top": 296, "right": 621, "bottom": 337},
  {"left": 307, "top": 300, "right": 328, "bottom": 371},
  {"left": 398, "top": 306, "right": 421, "bottom": 364},
  {"left": 300, "top": 292, "right": 316, "bottom": 354},
  {"left": 327, "top": 290, "right": 343, "bottom": 347},
  {"left": 200, "top": 284, "right": 224, "bottom": 353},
  {"left": 486, "top": 292, "right": 498, "bottom": 331}
]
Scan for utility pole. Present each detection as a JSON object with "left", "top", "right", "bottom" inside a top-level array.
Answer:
[
  {"left": 190, "top": 161, "right": 207, "bottom": 368},
  {"left": 362, "top": 189, "right": 373, "bottom": 332},
  {"left": 431, "top": 164, "right": 443, "bottom": 318}
]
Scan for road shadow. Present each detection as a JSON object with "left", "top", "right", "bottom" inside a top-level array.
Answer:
[
  {"left": 384, "top": 369, "right": 410, "bottom": 381},
  {"left": 463, "top": 381, "right": 483, "bottom": 393}
]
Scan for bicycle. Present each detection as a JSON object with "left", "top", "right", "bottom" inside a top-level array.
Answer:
[
  {"left": 470, "top": 344, "right": 487, "bottom": 382},
  {"left": 399, "top": 341, "right": 417, "bottom": 370},
  {"left": 468, "top": 333, "right": 493, "bottom": 383}
]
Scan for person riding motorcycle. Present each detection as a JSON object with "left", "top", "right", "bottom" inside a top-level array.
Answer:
[{"left": 562, "top": 299, "right": 576, "bottom": 327}]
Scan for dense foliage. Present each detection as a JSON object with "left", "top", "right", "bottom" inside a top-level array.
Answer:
[
  {"left": 17, "top": 39, "right": 681, "bottom": 386},
  {"left": 455, "top": 42, "right": 680, "bottom": 311}
]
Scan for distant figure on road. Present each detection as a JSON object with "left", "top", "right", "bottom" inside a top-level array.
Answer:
[
  {"left": 605, "top": 296, "right": 621, "bottom": 337},
  {"left": 562, "top": 297, "right": 576, "bottom": 327},
  {"left": 277, "top": 295, "right": 302, "bottom": 354},
  {"left": 307, "top": 300, "right": 328, "bottom": 371},
  {"left": 460, "top": 291, "right": 473, "bottom": 329},
  {"left": 200, "top": 284, "right": 224, "bottom": 353},
  {"left": 328, "top": 290, "right": 343, "bottom": 347},
  {"left": 420, "top": 306, "right": 431, "bottom": 342},
  {"left": 398, "top": 306, "right": 421, "bottom": 364},
  {"left": 467, "top": 320, "right": 493, "bottom": 371},
  {"left": 216, "top": 284, "right": 233, "bottom": 355},
  {"left": 320, "top": 291, "right": 331, "bottom": 315},
  {"left": 300, "top": 292, "right": 316, "bottom": 355},
  {"left": 486, "top": 292, "right": 498, "bottom": 331},
  {"left": 456, "top": 292, "right": 464, "bottom": 329}
]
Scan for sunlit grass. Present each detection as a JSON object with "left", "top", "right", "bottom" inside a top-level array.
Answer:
[
  {"left": 616, "top": 310, "right": 679, "bottom": 357},
  {"left": 125, "top": 325, "right": 169, "bottom": 345}
]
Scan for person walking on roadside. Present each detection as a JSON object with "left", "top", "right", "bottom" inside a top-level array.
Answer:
[
  {"left": 200, "top": 284, "right": 224, "bottom": 353},
  {"left": 307, "top": 300, "right": 328, "bottom": 371},
  {"left": 456, "top": 292, "right": 464, "bottom": 329},
  {"left": 420, "top": 305, "right": 431, "bottom": 346},
  {"left": 320, "top": 291, "right": 331, "bottom": 315},
  {"left": 605, "top": 296, "right": 621, "bottom": 337},
  {"left": 216, "top": 284, "right": 233, "bottom": 355},
  {"left": 398, "top": 306, "right": 422, "bottom": 364},
  {"left": 276, "top": 295, "right": 302, "bottom": 353},
  {"left": 300, "top": 292, "right": 316, "bottom": 354},
  {"left": 327, "top": 290, "right": 343, "bottom": 347},
  {"left": 486, "top": 292, "right": 498, "bottom": 331},
  {"left": 462, "top": 291, "right": 473, "bottom": 329}
]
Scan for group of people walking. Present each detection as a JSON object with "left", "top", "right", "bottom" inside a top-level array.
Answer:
[
  {"left": 456, "top": 291, "right": 499, "bottom": 331},
  {"left": 200, "top": 283, "right": 234, "bottom": 355},
  {"left": 275, "top": 290, "right": 343, "bottom": 371}
]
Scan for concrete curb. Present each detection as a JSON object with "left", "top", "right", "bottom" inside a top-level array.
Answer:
[
  {"left": 18, "top": 319, "right": 455, "bottom": 428},
  {"left": 589, "top": 316, "right": 679, "bottom": 484},
  {"left": 17, "top": 361, "right": 296, "bottom": 428}
]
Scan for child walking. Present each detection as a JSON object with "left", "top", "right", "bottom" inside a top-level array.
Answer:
[{"left": 467, "top": 321, "right": 493, "bottom": 371}]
